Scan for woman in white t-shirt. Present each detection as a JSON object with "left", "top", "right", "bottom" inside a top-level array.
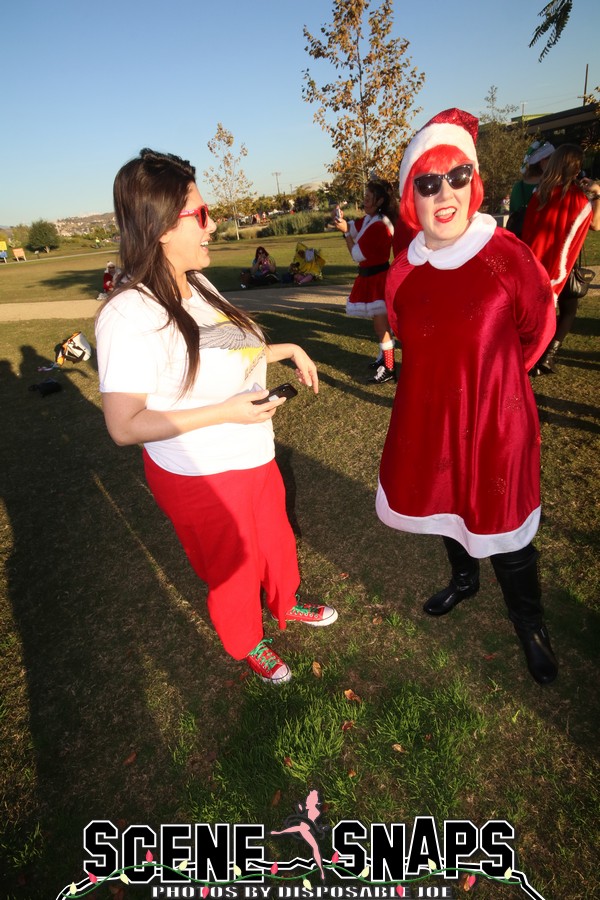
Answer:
[{"left": 96, "top": 149, "right": 338, "bottom": 684}]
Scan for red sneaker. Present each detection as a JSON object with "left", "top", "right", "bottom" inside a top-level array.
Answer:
[
  {"left": 285, "top": 599, "right": 338, "bottom": 627},
  {"left": 246, "top": 638, "right": 291, "bottom": 684}
]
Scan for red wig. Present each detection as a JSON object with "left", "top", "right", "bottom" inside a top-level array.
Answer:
[{"left": 400, "top": 145, "right": 484, "bottom": 233}]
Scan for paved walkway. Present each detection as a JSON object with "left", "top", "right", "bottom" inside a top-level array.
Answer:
[
  {"left": 0, "top": 283, "right": 349, "bottom": 322},
  {"left": 2, "top": 272, "right": 598, "bottom": 323}
]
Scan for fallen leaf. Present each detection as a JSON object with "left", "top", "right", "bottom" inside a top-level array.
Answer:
[
  {"left": 459, "top": 872, "right": 478, "bottom": 892},
  {"left": 339, "top": 572, "right": 349, "bottom": 580},
  {"left": 312, "top": 661, "right": 323, "bottom": 678},
  {"left": 122, "top": 751, "right": 137, "bottom": 766},
  {"left": 283, "top": 756, "right": 293, "bottom": 767},
  {"left": 483, "top": 653, "right": 497, "bottom": 661},
  {"left": 271, "top": 789, "right": 282, "bottom": 807},
  {"left": 341, "top": 720, "right": 354, "bottom": 732},
  {"left": 224, "top": 679, "right": 236, "bottom": 687},
  {"left": 372, "top": 616, "right": 383, "bottom": 625},
  {"left": 424, "top": 734, "right": 432, "bottom": 741},
  {"left": 239, "top": 671, "right": 251, "bottom": 681},
  {"left": 391, "top": 743, "right": 406, "bottom": 753},
  {"left": 344, "top": 689, "right": 362, "bottom": 703}
]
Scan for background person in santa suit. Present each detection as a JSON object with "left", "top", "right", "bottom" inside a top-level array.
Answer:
[
  {"left": 335, "top": 179, "right": 398, "bottom": 384},
  {"left": 521, "top": 143, "right": 600, "bottom": 375},
  {"left": 376, "top": 108, "right": 558, "bottom": 685}
]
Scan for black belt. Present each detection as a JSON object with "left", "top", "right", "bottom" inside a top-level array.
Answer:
[{"left": 357, "top": 262, "right": 389, "bottom": 277}]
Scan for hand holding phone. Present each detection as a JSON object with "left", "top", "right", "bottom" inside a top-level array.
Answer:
[{"left": 252, "top": 382, "right": 298, "bottom": 405}]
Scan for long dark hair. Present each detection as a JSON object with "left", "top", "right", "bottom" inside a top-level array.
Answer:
[
  {"left": 367, "top": 178, "right": 399, "bottom": 225},
  {"left": 536, "top": 143, "right": 584, "bottom": 208},
  {"left": 111, "top": 148, "right": 263, "bottom": 394}
]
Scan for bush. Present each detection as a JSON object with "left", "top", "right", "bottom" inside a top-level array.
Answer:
[
  {"left": 258, "top": 211, "right": 332, "bottom": 237},
  {"left": 215, "top": 222, "right": 259, "bottom": 241}
]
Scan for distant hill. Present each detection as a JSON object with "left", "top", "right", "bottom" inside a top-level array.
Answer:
[
  {"left": 2, "top": 212, "right": 116, "bottom": 238},
  {"left": 56, "top": 212, "right": 116, "bottom": 237}
]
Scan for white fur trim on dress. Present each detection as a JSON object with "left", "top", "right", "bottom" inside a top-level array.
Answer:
[
  {"left": 349, "top": 214, "right": 394, "bottom": 264},
  {"left": 407, "top": 213, "right": 497, "bottom": 269},
  {"left": 346, "top": 298, "right": 387, "bottom": 318},
  {"left": 549, "top": 200, "right": 593, "bottom": 300},
  {"left": 375, "top": 482, "right": 540, "bottom": 559},
  {"left": 399, "top": 124, "right": 478, "bottom": 197}
]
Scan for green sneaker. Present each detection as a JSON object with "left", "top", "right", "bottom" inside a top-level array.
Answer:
[{"left": 246, "top": 638, "right": 291, "bottom": 684}]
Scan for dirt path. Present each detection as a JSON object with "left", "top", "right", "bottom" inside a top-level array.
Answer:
[{"left": 0, "top": 284, "right": 348, "bottom": 323}]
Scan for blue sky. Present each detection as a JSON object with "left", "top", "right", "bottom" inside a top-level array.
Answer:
[{"left": 1, "top": 0, "right": 598, "bottom": 224}]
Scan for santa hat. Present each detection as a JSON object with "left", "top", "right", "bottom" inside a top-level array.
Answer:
[{"left": 399, "top": 108, "right": 479, "bottom": 197}]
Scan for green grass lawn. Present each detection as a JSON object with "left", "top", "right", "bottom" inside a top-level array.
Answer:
[
  {"left": 2, "top": 228, "right": 597, "bottom": 307},
  {"left": 0, "top": 263, "right": 599, "bottom": 898},
  {"left": 0, "top": 233, "right": 356, "bottom": 305}
]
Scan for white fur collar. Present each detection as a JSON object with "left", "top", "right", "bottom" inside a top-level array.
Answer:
[{"left": 407, "top": 212, "right": 497, "bottom": 269}]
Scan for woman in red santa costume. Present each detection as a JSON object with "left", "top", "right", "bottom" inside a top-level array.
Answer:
[
  {"left": 335, "top": 179, "right": 398, "bottom": 384},
  {"left": 376, "top": 109, "right": 559, "bottom": 684},
  {"left": 521, "top": 143, "right": 600, "bottom": 375}
]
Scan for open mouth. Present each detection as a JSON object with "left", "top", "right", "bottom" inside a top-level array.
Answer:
[{"left": 435, "top": 207, "right": 456, "bottom": 223}]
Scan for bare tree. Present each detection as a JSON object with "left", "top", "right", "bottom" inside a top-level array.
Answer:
[
  {"left": 477, "top": 87, "right": 531, "bottom": 215},
  {"left": 302, "top": 0, "right": 424, "bottom": 191},
  {"left": 204, "top": 124, "right": 254, "bottom": 241}
]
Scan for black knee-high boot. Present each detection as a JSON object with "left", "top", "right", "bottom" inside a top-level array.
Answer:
[
  {"left": 423, "top": 536, "right": 480, "bottom": 616},
  {"left": 491, "top": 545, "right": 558, "bottom": 685}
]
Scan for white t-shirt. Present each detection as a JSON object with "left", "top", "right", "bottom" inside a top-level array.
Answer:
[{"left": 96, "top": 274, "right": 274, "bottom": 476}]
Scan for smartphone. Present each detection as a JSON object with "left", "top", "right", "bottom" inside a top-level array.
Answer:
[{"left": 252, "top": 382, "right": 298, "bottom": 404}]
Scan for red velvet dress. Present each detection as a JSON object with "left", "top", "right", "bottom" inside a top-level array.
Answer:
[
  {"left": 376, "top": 216, "right": 556, "bottom": 558},
  {"left": 521, "top": 184, "right": 592, "bottom": 299},
  {"left": 346, "top": 214, "right": 393, "bottom": 318}
]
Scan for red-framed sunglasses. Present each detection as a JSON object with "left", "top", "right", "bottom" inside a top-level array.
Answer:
[{"left": 178, "top": 204, "right": 210, "bottom": 228}]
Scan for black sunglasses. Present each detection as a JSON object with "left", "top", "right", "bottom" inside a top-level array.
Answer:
[{"left": 413, "top": 164, "right": 474, "bottom": 198}]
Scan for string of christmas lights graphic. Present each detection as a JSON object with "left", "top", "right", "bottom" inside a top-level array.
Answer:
[{"left": 56, "top": 853, "right": 546, "bottom": 900}]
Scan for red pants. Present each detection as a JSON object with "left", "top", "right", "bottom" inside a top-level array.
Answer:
[{"left": 143, "top": 452, "right": 300, "bottom": 659}]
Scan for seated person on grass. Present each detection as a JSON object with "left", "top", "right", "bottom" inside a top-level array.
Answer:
[{"left": 240, "top": 246, "right": 279, "bottom": 288}]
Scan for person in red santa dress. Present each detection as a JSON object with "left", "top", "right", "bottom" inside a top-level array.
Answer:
[
  {"left": 335, "top": 179, "right": 399, "bottom": 384},
  {"left": 376, "top": 108, "right": 559, "bottom": 685},
  {"left": 521, "top": 142, "right": 600, "bottom": 375}
]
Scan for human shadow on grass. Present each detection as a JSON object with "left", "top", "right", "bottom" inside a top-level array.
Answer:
[
  {"left": 535, "top": 392, "right": 600, "bottom": 434},
  {"left": 273, "top": 441, "right": 600, "bottom": 756},
  {"left": 570, "top": 314, "right": 600, "bottom": 338},
  {"left": 0, "top": 344, "right": 260, "bottom": 894},
  {"left": 549, "top": 349, "right": 600, "bottom": 373},
  {"left": 38, "top": 269, "right": 101, "bottom": 297},
  {"left": 256, "top": 308, "right": 399, "bottom": 407},
  {"left": 2, "top": 338, "right": 597, "bottom": 892}
]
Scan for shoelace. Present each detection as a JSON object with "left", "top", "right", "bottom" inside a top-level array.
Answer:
[
  {"left": 248, "top": 638, "right": 280, "bottom": 671},
  {"left": 291, "top": 603, "right": 320, "bottom": 618}
]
